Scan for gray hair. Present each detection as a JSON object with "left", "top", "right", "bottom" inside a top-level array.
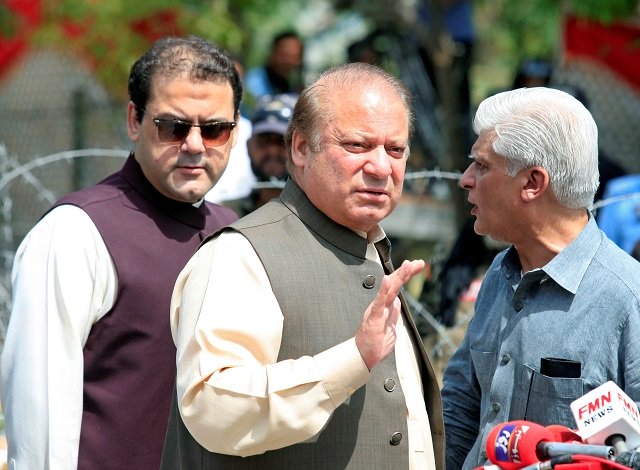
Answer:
[
  {"left": 285, "top": 62, "right": 414, "bottom": 174},
  {"left": 474, "top": 87, "right": 599, "bottom": 209}
]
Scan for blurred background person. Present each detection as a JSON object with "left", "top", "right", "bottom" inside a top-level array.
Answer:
[
  {"left": 205, "top": 55, "right": 256, "bottom": 204},
  {"left": 596, "top": 173, "right": 640, "bottom": 256},
  {"left": 224, "top": 92, "right": 298, "bottom": 216},
  {"left": 244, "top": 31, "right": 304, "bottom": 105}
]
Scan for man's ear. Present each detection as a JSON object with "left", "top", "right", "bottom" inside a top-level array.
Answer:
[
  {"left": 521, "top": 166, "right": 549, "bottom": 202},
  {"left": 127, "top": 102, "right": 141, "bottom": 142},
  {"left": 290, "top": 130, "right": 309, "bottom": 169}
]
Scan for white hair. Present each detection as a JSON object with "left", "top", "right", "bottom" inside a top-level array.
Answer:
[{"left": 473, "top": 87, "right": 599, "bottom": 209}]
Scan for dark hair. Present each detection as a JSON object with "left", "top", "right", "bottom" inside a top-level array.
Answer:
[
  {"left": 271, "top": 31, "right": 301, "bottom": 50},
  {"left": 128, "top": 35, "right": 242, "bottom": 122}
]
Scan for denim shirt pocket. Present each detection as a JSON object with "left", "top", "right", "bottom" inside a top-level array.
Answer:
[
  {"left": 470, "top": 348, "right": 497, "bottom": 394},
  {"left": 510, "top": 363, "right": 584, "bottom": 426}
]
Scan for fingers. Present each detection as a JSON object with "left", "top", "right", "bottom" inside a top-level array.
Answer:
[
  {"left": 384, "top": 259, "right": 425, "bottom": 301},
  {"left": 354, "top": 259, "right": 425, "bottom": 370}
]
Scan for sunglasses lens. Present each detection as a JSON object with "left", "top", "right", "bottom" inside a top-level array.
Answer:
[
  {"left": 152, "top": 118, "right": 234, "bottom": 146},
  {"left": 156, "top": 120, "right": 191, "bottom": 142},
  {"left": 201, "top": 123, "right": 233, "bottom": 146}
]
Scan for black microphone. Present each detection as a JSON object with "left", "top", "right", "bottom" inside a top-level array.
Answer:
[{"left": 616, "top": 450, "right": 640, "bottom": 469}]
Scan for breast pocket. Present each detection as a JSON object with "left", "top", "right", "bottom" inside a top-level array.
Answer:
[
  {"left": 510, "top": 364, "right": 584, "bottom": 427},
  {"left": 470, "top": 348, "right": 497, "bottom": 394}
]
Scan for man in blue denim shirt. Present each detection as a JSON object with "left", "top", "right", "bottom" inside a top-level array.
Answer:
[{"left": 441, "top": 87, "right": 640, "bottom": 469}]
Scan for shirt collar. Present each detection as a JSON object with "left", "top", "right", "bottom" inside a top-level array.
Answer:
[{"left": 503, "top": 214, "right": 601, "bottom": 294}]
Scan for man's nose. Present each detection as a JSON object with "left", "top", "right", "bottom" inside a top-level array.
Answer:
[
  {"left": 459, "top": 164, "right": 474, "bottom": 189},
  {"left": 363, "top": 146, "right": 392, "bottom": 178},
  {"left": 182, "top": 127, "right": 206, "bottom": 153}
]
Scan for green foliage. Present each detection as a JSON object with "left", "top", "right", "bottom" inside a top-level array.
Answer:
[
  {"left": 471, "top": 0, "right": 639, "bottom": 101},
  {"left": 9, "top": 0, "right": 639, "bottom": 103},
  {"left": 23, "top": 0, "right": 305, "bottom": 100},
  {"left": 570, "top": 0, "right": 639, "bottom": 23},
  {"left": 0, "top": 3, "right": 18, "bottom": 36}
]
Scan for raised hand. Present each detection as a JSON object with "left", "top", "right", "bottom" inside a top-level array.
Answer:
[{"left": 355, "top": 259, "right": 425, "bottom": 370}]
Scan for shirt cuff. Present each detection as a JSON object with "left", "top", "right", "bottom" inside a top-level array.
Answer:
[{"left": 314, "top": 338, "right": 370, "bottom": 409}]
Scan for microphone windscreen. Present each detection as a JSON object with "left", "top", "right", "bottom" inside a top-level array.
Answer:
[
  {"left": 545, "top": 424, "right": 582, "bottom": 443},
  {"left": 486, "top": 420, "right": 554, "bottom": 469}
]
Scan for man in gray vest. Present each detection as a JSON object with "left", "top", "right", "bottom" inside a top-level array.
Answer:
[
  {"left": 1, "top": 36, "right": 240, "bottom": 469},
  {"left": 161, "top": 62, "right": 445, "bottom": 469}
]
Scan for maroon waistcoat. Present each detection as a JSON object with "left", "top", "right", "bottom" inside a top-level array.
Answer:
[{"left": 51, "top": 154, "right": 238, "bottom": 470}]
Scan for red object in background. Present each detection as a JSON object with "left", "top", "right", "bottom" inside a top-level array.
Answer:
[
  {"left": 0, "top": 0, "right": 41, "bottom": 77},
  {"left": 130, "top": 9, "right": 181, "bottom": 42},
  {"left": 0, "top": 2, "right": 182, "bottom": 79},
  {"left": 564, "top": 15, "right": 640, "bottom": 91}
]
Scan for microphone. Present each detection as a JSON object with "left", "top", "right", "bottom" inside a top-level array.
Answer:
[
  {"left": 616, "top": 450, "right": 640, "bottom": 469},
  {"left": 486, "top": 421, "right": 615, "bottom": 469},
  {"left": 486, "top": 421, "right": 553, "bottom": 469},
  {"left": 571, "top": 381, "right": 640, "bottom": 453},
  {"left": 545, "top": 424, "right": 582, "bottom": 444}
]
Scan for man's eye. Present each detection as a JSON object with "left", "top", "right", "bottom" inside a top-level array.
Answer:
[
  {"left": 344, "top": 142, "right": 367, "bottom": 152},
  {"left": 387, "top": 147, "right": 406, "bottom": 158}
]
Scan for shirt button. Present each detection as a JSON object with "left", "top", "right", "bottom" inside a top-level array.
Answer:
[
  {"left": 363, "top": 275, "right": 376, "bottom": 289},
  {"left": 390, "top": 432, "right": 403, "bottom": 446},
  {"left": 514, "top": 301, "right": 524, "bottom": 312},
  {"left": 480, "top": 450, "right": 488, "bottom": 461},
  {"left": 501, "top": 354, "right": 511, "bottom": 365},
  {"left": 492, "top": 402, "right": 501, "bottom": 413},
  {"left": 384, "top": 378, "right": 396, "bottom": 392}
]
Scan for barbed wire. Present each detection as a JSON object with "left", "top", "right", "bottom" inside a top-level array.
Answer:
[{"left": 0, "top": 149, "right": 129, "bottom": 193}]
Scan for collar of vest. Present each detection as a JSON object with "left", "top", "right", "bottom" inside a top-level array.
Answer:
[{"left": 280, "top": 180, "right": 375, "bottom": 260}]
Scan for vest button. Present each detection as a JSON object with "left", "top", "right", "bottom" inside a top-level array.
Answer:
[
  {"left": 384, "top": 378, "right": 396, "bottom": 392},
  {"left": 390, "top": 432, "right": 403, "bottom": 445},
  {"left": 514, "top": 301, "right": 524, "bottom": 312},
  {"left": 363, "top": 275, "right": 376, "bottom": 289}
]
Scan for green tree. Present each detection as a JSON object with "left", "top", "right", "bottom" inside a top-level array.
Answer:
[{"left": 22, "top": 0, "right": 307, "bottom": 99}]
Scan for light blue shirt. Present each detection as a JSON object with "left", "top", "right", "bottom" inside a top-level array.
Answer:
[{"left": 442, "top": 216, "right": 640, "bottom": 469}]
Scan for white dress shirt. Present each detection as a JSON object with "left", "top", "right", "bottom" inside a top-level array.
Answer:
[{"left": 0, "top": 205, "right": 117, "bottom": 470}]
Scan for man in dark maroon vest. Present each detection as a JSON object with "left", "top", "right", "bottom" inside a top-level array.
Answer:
[{"left": 0, "top": 36, "right": 241, "bottom": 470}]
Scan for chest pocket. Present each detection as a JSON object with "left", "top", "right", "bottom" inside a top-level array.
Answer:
[
  {"left": 471, "top": 348, "right": 497, "bottom": 393},
  {"left": 510, "top": 364, "right": 584, "bottom": 427}
]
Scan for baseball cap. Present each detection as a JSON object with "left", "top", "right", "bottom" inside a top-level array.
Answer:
[{"left": 250, "top": 93, "right": 298, "bottom": 137}]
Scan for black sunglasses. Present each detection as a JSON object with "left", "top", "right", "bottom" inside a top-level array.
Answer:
[{"left": 146, "top": 113, "right": 237, "bottom": 147}]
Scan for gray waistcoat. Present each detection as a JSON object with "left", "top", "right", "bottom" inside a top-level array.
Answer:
[{"left": 161, "top": 181, "right": 444, "bottom": 469}]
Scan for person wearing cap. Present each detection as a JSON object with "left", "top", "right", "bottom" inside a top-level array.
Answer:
[{"left": 223, "top": 93, "right": 297, "bottom": 215}]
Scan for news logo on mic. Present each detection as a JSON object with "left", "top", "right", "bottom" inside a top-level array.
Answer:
[
  {"left": 493, "top": 422, "right": 520, "bottom": 463},
  {"left": 487, "top": 421, "right": 552, "bottom": 468},
  {"left": 570, "top": 381, "right": 640, "bottom": 450}
]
